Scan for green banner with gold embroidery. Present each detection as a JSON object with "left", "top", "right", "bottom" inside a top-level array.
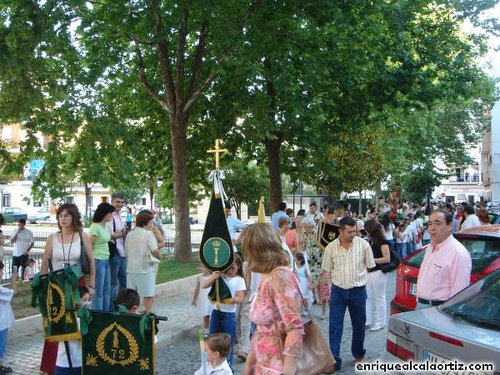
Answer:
[
  {"left": 80, "top": 310, "right": 156, "bottom": 375},
  {"left": 31, "top": 265, "right": 81, "bottom": 342}
]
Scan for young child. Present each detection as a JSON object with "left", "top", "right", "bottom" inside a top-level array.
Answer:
[
  {"left": 294, "top": 252, "right": 311, "bottom": 309},
  {"left": 194, "top": 333, "right": 232, "bottom": 375},
  {"left": 202, "top": 253, "right": 246, "bottom": 366},
  {"left": 114, "top": 288, "right": 140, "bottom": 314},
  {"left": 54, "top": 286, "right": 90, "bottom": 375},
  {"left": 192, "top": 266, "right": 213, "bottom": 337},
  {"left": 114, "top": 288, "right": 158, "bottom": 345},
  {"left": 23, "top": 258, "right": 36, "bottom": 281},
  {"left": 318, "top": 269, "right": 332, "bottom": 320},
  {"left": 0, "top": 261, "right": 16, "bottom": 374},
  {"left": 235, "top": 253, "right": 251, "bottom": 362},
  {"left": 125, "top": 207, "right": 133, "bottom": 231}
]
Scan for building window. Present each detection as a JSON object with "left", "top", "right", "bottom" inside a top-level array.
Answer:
[
  {"left": 101, "top": 196, "right": 108, "bottom": 203},
  {"left": 65, "top": 196, "right": 75, "bottom": 204},
  {"left": 2, "top": 193, "right": 11, "bottom": 207},
  {"left": 136, "top": 198, "right": 147, "bottom": 206},
  {"left": 1, "top": 126, "right": 12, "bottom": 142}
]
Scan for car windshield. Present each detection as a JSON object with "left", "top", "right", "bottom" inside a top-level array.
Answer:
[
  {"left": 404, "top": 249, "right": 426, "bottom": 267},
  {"left": 456, "top": 237, "right": 500, "bottom": 274},
  {"left": 440, "top": 269, "right": 500, "bottom": 330},
  {"left": 405, "top": 237, "right": 500, "bottom": 273}
]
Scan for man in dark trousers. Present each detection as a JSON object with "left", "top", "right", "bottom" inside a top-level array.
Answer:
[{"left": 321, "top": 217, "right": 375, "bottom": 371}]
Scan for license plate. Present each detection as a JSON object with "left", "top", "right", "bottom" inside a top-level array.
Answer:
[
  {"left": 409, "top": 283, "right": 417, "bottom": 296},
  {"left": 423, "top": 350, "right": 448, "bottom": 364}
]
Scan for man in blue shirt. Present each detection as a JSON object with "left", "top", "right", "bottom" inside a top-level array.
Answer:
[
  {"left": 271, "top": 202, "right": 287, "bottom": 232},
  {"left": 225, "top": 203, "right": 246, "bottom": 250}
]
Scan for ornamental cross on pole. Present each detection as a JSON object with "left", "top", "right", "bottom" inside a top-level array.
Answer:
[{"left": 207, "top": 139, "right": 228, "bottom": 169}]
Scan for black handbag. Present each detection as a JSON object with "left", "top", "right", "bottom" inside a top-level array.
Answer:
[
  {"left": 108, "top": 217, "right": 118, "bottom": 258},
  {"left": 79, "top": 230, "right": 91, "bottom": 274},
  {"left": 379, "top": 248, "right": 400, "bottom": 273}
]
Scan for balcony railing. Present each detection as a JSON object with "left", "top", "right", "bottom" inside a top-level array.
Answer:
[{"left": 447, "top": 175, "right": 481, "bottom": 183}]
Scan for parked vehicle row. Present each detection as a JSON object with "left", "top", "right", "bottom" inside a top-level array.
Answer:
[
  {"left": 390, "top": 225, "right": 500, "bottom": 314},
  {"left": 1, "top": 207, "right": 28, "bottom": 222},
  {"left": 385, "top": 268, "right": 499, "bottom": 373},
  {"left": 385, "top": 225, "right": 500, "bottom": 373}
]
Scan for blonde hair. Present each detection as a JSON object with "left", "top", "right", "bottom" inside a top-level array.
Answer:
[{"left": 240, "top": 223, "right": 289, "bottom": 273}]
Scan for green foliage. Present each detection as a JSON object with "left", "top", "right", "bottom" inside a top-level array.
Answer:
[
  {"left": 400, "top": 166, "right": 444, "bottom": 203},
  {"left": 223, "top": 157, "right": 270, "bottom": 219},
  {"left": 0, "top": 0, "right": 497, "bottom": 261}
]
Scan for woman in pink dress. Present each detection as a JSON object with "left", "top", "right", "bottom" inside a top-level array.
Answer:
[{"left": 240, "top": 223, "right": 304, "bottom": 375}]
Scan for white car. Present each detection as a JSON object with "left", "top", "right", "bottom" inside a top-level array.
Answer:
[
  {"left": 28, "top": 208, "right": 53, "bottom": 224},
  {"left": 384, "top": 269, "right": 500, "bottom": 373}
]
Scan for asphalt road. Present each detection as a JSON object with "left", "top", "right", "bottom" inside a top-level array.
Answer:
[{"left": 156, "top": 273, "right": 396, "bottom": 374}]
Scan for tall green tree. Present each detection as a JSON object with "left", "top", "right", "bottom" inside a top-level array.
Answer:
[{"left": 222, "top": 157, "right": 269, "bottom": 219}]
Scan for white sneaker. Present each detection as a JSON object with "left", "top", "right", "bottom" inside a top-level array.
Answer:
[{"left": 369, "top": 324, "right": 384, "bottom": 331}]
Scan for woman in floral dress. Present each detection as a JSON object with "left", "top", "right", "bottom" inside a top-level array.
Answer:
[
  {"left": 240, "top": 223, "right": 304, "bottom": 375},
  {"left": 301, "top": 217, "right": 322, "bottom": 303}
]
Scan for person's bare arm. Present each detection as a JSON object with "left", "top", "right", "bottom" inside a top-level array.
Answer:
[{"left": 40, "top": 234, "right": 53, "bottom": 274}]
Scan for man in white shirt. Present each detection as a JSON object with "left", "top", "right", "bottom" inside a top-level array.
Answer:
[
  {"left": 459, "top": 205, "right": 481, "bottom": 231},
  {"left": 10, "top": 219, "right": 34, "bottom": 278},
  {"left": 322, "top": 217, "right": 375, "bottom": 371},
  {"left": 304, "top": 202, "right": 324, "bottom": 225},
  {"left": 109, "top": 192, "right": 128, "bottom": 310}
]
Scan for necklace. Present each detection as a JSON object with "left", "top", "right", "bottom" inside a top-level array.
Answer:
[{"left": 61, "top": 231, "right": 76, "bottom": 265}]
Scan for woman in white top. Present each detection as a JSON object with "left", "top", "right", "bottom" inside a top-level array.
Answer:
[
  {"left": 39, "top": 204, "right": 95, "bottom": 375},
  {"left": 381, "top": 215, "right": 396, "bottom": 254},
  {"left": 41, "top": 203, "right": 95, "bottom": 289},
  {"left": 394, "top": 220, "right": 410, "bottom": 260},
  {"left": 124, "top": 209, "right": 159, "bottom": 313},
  {"left": 277, "top": 217, "right": 294, "bottom": 269}
]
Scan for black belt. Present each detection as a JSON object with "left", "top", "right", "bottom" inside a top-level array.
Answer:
[{"left": 418, "top": 297, "right": 445, "bottom": 306}]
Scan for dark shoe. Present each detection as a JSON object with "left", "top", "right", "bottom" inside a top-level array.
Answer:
[
  {"left": 0, "top": 365, "right": 13, "bottom": 374},
  {"left": 237, "top": 352, "right": 247, "bottom": 362}
]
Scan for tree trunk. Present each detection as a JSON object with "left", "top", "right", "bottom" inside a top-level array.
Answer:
[
  {"left": 235, "top": 201, "right": 241, "bottom": 220},
  {"left": 84, "top": 184, "right": 92, "bottom": 219},
  {"left": 375, "top": 179, "right": 382, "bottom": 212},
  {"left": 265, "top": 138, "right": 282, "bottom": 213},
  {"left": 170, "top": 113, "right": 192, "bottom": 263},
  {"left": 358, "top": 190, "right": 363, "bottom": 215},
  {"left": 149, "top": 185, "right": 154, "bottom": 210}
]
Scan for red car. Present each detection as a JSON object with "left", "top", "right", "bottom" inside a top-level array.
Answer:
[{"left": 390, "top": 224, "right": 500, "bottom": 315}]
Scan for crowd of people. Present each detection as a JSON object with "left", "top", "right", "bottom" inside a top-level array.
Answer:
[
  {"left": 0, "top": 196, "right": 492, "bottom": 374},
  {"left": 0, "top": 192, "right": 166, "bottom": 375},
  {"left": 197, "top": 199, "right": 488, "bottom": 374}
]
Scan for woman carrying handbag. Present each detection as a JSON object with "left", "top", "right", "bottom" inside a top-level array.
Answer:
[{"left": 240, "top": 223, "right": 335, "bottom": 375}]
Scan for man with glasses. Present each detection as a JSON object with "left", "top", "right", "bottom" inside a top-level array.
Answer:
[{"left": 109, "top": 192, "right": 128, "bottom": 310}]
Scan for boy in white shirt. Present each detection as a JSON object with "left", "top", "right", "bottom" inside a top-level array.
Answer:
[
  {"left": 0, "top": 262, "right": 17, "bottom": 374},
  {"left": 195, "top": 333, "right": 232, "bottom": 375}
]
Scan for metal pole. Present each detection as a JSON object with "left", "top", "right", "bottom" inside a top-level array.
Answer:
[{"left": 299, "top": 181, "right": 303, "bottom": 210}]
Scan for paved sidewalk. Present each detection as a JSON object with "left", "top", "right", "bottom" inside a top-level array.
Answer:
[
  {"left": 3, "top": 286, "right": 202, "bottom": 374},
  {"left": 4, "top": 271, "right": 396, "bottom": 374}
]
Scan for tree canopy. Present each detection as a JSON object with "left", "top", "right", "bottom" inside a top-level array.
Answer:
[{"left": 0, "top": 0, "right": 497, "bottom": 262}]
